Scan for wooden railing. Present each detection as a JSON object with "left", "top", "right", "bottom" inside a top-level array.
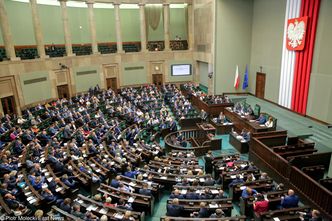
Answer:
[
  {"left": 250, "top": 134, "right": 332, "bottom": 220},
  {"left": 289, "top": 166, "right": 332, "bottom": 217},
  {"left": 250, "top": 137, "right": 291, "bottom": 181}
]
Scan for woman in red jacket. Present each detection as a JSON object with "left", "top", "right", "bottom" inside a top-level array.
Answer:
[{"left": 253, "top": 194, "right": 269, "bottom": 217}]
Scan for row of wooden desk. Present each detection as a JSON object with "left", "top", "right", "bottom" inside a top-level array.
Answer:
[{"left": 224, "top": 108, "right": 270, "bottom": 133}]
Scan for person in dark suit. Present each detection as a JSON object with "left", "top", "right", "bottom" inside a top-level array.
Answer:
[
  {"left": 299, "top": 209, "right": 322, "bottom": 221},
  {"left": 110, "top": 175, "right": 121, "bottom": 188},
  {"left": 281, "top": 189, "right": 299, "bottom": 208},
  {"left": 166, "top": 198, "right": 184, "bottom": 217},
  {"left": 139, "top": 183, "right": 152, "bottom": 197},
  {"left": 204, "top": 175, "right": 216, "bottom": 186},
  {"left": 59, "top": 198, "right": 72, "bottom": 213},
  {"left": 169, "top": 189, "right": 184, "bottom": 199},
  {"left": 169, "top": 120, "right": 177, "bottom": 132},
  {"left": 256, "top": 114, "right": 267, "bottom": 124},
  {"left": 185, "top": 187, "right": 198, "bottom": 200},
  {"left": 192, "top": 202, "right": 209, "bottom": 218},
  {"left": 204, "top": 151, "right": 214, "bottom": 174},
  {"left": 228, "top": 174, "right": 244, "bottom": 188}
]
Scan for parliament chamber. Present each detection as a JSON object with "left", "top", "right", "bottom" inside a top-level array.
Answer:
[{"left": 0, "top": 0, "right": 332, "bottom": 220}]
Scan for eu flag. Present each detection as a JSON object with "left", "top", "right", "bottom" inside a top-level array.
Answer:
[{"left": 242, "top": 65, "right": 249, "bottom": 90}]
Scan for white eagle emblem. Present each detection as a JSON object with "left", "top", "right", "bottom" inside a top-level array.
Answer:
[{"left": 287, "top": 19, "right": 306, "bottom": 48}]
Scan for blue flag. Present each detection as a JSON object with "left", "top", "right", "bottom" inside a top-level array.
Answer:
[{"left": 242, "top": 65, "right": 249, "bottom": 90}]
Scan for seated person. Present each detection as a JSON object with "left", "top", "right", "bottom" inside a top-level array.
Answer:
[
  {"left": 200, "top": 109, "right": 208, "bottom": 122},
  {"left": 242, "top": 187, "right": 258, "bottom": 199},
  {"left": 253, "top": 194, "right": 269, "bottom": 217},
  {"left": 214, "top": 111, "right": 226, "bottom": 123},
  {"left": 256, "top": 114, "right": 267, "bottom": 124},
  {"left": 203, "top": 175, "right": 216, "bottom": 186},
  {"left": 110, "top": 175, "right": 121, "bottom": 188},
  {"left": 228, "top": 174, "right": 245, "bottom": 188},
  {"left": 214, "top": 190, "right": 226, "bottom": 199},
  {"left": 265, "top": 116, "right": 274, "bottom": 128},
  {"left": 241, "top": 129, "right": 250, "bottom": 142},
  {"left": 191, "top": 202, "right": 209, "bottom": 218},
  {"left": 281, "top": 189, "right": 299, "bottom": 208},
  {"left": 166, "top": 198, "right": 184, "bottom": 217},
  {"left": 170, "top": 189, "right": 184, "bottom": 199},
  {"left": 71, "top": 204, "right": 85, "bottom": 219},
  {"left": 139, "top": 183, "right": 152, "bottom": 197},
  {"left": 210, "top": 209, "right": 225, "bottom": 218},
  {"left": 299, "top": 209, "right": 322, "bottom": 221},
  {"left": 117, "top": 198, "right": 133, "bottom": 210},
  {"left": 185, "top": 187, "right": 199, "bottom": 200}
]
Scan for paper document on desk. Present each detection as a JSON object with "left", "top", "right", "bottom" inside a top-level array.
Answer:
[
  {"left": 273, "top": 218, "right": 280, "bottom": 221},
  {"left": 26, "top": 196, "right": 34, "bottom": 201},
  {"left": 99, "top": 208, "right": 108, "bottom": 215},
  {"left": 211, "top": 189, "right": 219, "bottom": 194},
  {"left": 160, "top": 176, "right": 167, "bottom": 180},
  {"left": 114, "top": 213, "right": 124, "bottom": 219},
  {"left": 129, "top": 182, "right": 136, "bottom": 186},
  {"left": 181, "top": 189, "right": 187, "bottom": 195},
  {"left": 29, "top": 198, "right": 37, "bottom": 204},
  {"left": 128, "top": 197, "right": 135, "bottom": 203},
  {"left": 209, "top": 204, "right": 219, "bottom": 208},
  {"left": 199, "top": 178, "right": 205, "bottom": 182},
  {"left": 56, "top": 187, "right": 63, "bottom": 192}
]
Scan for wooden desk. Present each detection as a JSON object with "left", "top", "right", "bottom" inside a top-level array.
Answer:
[
  {"left": 189, "top": 95, "right": 234, "bottom": 117},
  {"left": 210, "top": 120, "right": 233, "bottom": 135},
  {"left": 166, "top": 198, "right": 233, "bottom": 217},
  {"left": 224, "top": 108, "right": 269, "bottom": 133},
  {"left": 196, "top": 123, "right": 216, "bottom": 134},
  {"left": 229, "top": 132, "right": 249, "bottom": 153}
]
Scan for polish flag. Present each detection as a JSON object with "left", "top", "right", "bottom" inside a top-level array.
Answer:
[{"left": 234, "top": 65, "right": 240, "bottom": 89}]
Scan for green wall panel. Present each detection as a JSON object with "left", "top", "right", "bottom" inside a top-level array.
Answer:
[
  {"left": 20, "top": 71, "right": 52, "bottom": 104},
  {"left": 198, "top": 61, "right": 209, "bottom": 87},
  {"left": 170, "top": 8, "right": 187, "bottom": 40},
  {"left": 5, "top": 0, "right": 35, "bottom": 45},
  {"left": 2, "top": 2, "right": 188, "bottom": 45},
  {"left": 95, "top": 8, "right": 116, "bottom": 43},
  {"left": 74, "top": 66, "right": 101, "bottom": 93},
  {"left": 120, "top": 9, "right": 140, "bottom": 42},
  {"left": 67, "top": 7, "right": 90, "bottom": 44},
  {"left": 38, "top": 4, "right": 64, "bottom": 44},
  {"left": 215, "top": 0, "right": 253, "bottom": 94},
  {"left": 122, "top": 62, "right": 147, "bottom": 85},
  {"left": 249, "top": 0, "right": 286, "bottom": 102}
]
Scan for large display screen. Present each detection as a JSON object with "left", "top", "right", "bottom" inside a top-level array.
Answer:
[{"left": 171, "top": 64, "right": 192, "bottom": 76}]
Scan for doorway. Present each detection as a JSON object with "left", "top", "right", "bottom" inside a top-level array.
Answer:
[
  {"left": 106, "top": 77, "right": 118, "bottom": 91},
  {"left": 152, "top": 74, "right": 163, "bottom": 86},
  {"left": 57, "top": 85, "right": 70, "bottom": 99},
  {"left": 1, "top": 96, "right": 16, "bottom": 115},
  {"left": 255, "top": 72, "right": 266, "bottom": 99}
]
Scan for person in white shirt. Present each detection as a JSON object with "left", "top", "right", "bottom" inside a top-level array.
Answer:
[{"left": 265, "top": 117, "right": 274, "bottom": 128}]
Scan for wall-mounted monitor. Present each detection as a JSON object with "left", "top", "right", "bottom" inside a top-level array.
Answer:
[{"left": 171, "top": 64, "right": 192, "bottom": 76}]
